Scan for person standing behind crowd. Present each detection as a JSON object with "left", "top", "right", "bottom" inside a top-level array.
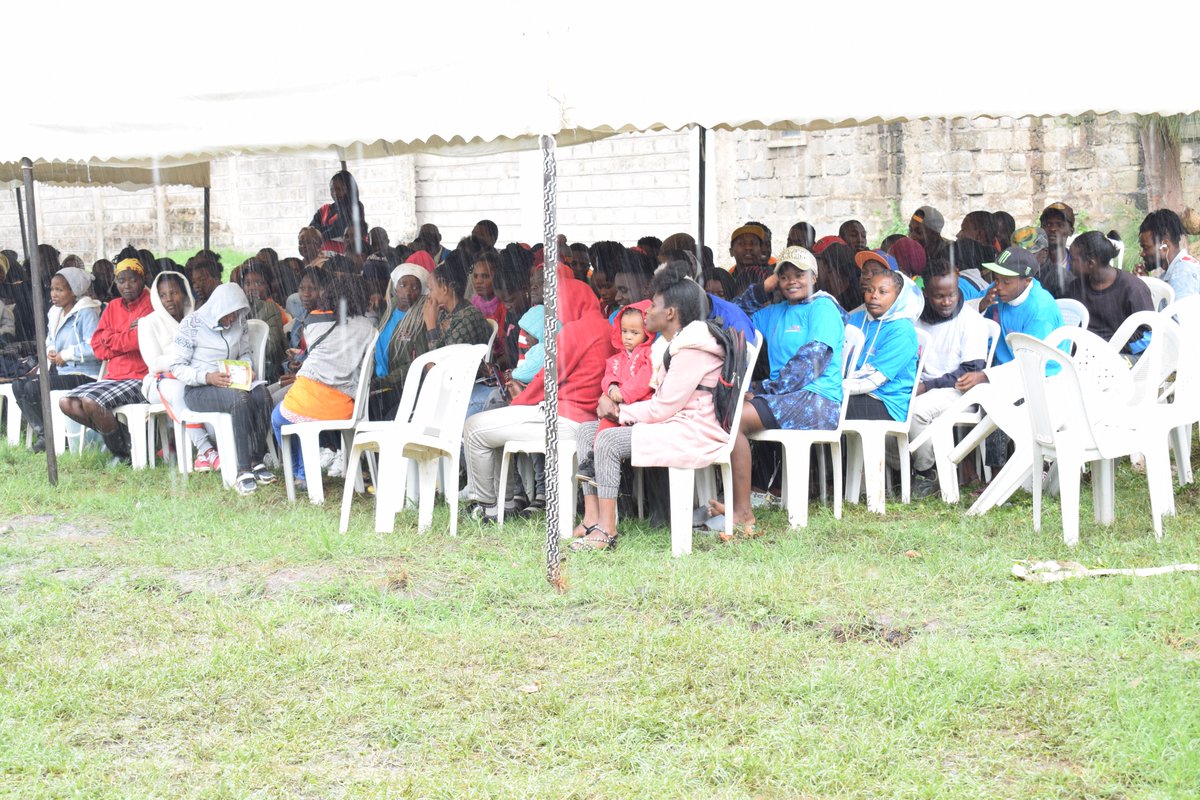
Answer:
[
  {"left": 728, "top": 224, "right": 771, "bottom": 294},
  {"left": 310, "top": 170, "right": 368, "bottom": 254},
  {"left": 59, "top": 258, "right": 154, "bottom": 461},
  {"left": 1139, "top": 208, "right": 1199, "bottom": 300},
  {"left": 1034, "top": 202, "right": 1077, "bottom": 298},
  {"left": 14, "top": 267, "right": 101, "bottom": 453},
  {"left": 839, "top": 220, "right": 869, "bottom": 252},
  {"left": 908, "top": 206, "right": 949, "bottom": 263}
]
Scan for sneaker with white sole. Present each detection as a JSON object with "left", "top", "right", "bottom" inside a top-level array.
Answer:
[
  {"left": 251, "top": 463, "right": 276, "bottom": 485},
  {"left": 327, "top": 452, "right": 345, "bottom": 478},
  {"left": 193, "top": 448, "right": 220, "bottom": 473},
  {"left": 319, "top": 447, "right": 337, "bottom": 471},
  {"left": 235, "top": 473, "right": 258, "bottom": 495}
]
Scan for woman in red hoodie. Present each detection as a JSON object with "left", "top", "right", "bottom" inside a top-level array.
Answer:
[
  {"left": 463, "top": 261, "right": 609, "bottom": 522},
  {"left": 59, "top": 258, "right": 154, "bottom": 461}
]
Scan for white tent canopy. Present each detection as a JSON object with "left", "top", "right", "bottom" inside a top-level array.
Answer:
[{"left": 7, "top": 2, "right": 1191, "bottom": 165}]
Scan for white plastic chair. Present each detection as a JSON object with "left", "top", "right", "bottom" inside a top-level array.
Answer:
[
  {"left": 497, "top": 436, "right": 578, "bottom": 538},
  {"left": 48, "top": 362, "right": 108, "bottom": 455},
  {"left": 1140, "top": 275, "right": 1175, "bottom": 312},
  {"left": 1010, "top": 333, "right": 1173, "bottom": 545},
  {"left": 112, "top": 402, "right": 169, "bottom": 468},
  {"left": 0, "top": 382, "right": 33, "bottom": 447},
  {"left": 339, "top": 343, "right": 487, "bottom": 536},
  {"left": 747, "top": 324, "right": 863, "bottom": 528},
  {"left": 1157, "top": 296, "right": 1200, "bottom": 487},
  {"left": 1056, "top": 298, "right": 1089, "bottom": 330},
  {"left": 656, "top": 333, "right": 761, "bottom": 556},
  {"left": 280, "top": 331, "right": 379, "bottom": 504},
  {"left": 483, "top": 318, "right": 499, "bottom": 364},
  {"left": 175, "top": 319, "right": 270, "bottom": 487},
  {"left": 843, "top": 328, "right": 931, "bottom": 513}
]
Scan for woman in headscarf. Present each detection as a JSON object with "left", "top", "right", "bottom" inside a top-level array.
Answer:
[{"left": 13, "top": 267, "right": 102, "bottom": 452}]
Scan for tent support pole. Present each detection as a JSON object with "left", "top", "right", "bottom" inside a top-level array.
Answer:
[
  {"left": 203, "top": 187, "right": 211, "bottom": 252},
  {"left": 540, "top": 134, "right": 563, "bottom": 591},
  {"left": 20, "top": 158, "right": 58, "bottom": 486},
  {"left": 697, "top": 125, "right": 707, "bottom": 256},
  {"left": 14, "top": 188, "right": 29, "bottom": 262}
]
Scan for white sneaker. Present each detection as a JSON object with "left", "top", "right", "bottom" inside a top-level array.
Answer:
[
  {"left": 319, "top": 447, "right": 337, "bottom": 471},
  {"left": 327, "top": 452, "right": 346, "bottom": 478}
]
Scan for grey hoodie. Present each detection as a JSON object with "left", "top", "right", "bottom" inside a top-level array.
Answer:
[{"left": 169, "top": 283, "right": 251, "bottom": 387}]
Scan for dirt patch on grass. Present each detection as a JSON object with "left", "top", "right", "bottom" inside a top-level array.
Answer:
[
  {"left": 0, "top": 515, "right": 113, "bottom": 544},
  {"left": 826, "top": 615, "right": 914, "bottom": 647}
]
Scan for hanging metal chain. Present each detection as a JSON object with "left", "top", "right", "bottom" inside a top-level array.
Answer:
[{"left": 540, "top": 135, "right": 565, "bottom": 592}]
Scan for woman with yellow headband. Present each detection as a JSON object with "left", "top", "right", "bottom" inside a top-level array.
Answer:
[{"left": 58, "top": 257, "right": 153, "bottom": 462}]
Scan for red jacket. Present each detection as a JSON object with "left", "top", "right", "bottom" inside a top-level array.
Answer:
[
  {"left": 513, "top": 310, "right": 614, "bottom": 422},
  {"left": 602, "top": 300, "right": 655, "bottom": 404},
  {"left": 91, "top": 290, "right": 153, "bottom": 380}
]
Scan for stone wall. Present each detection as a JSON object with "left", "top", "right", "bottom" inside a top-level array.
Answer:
[{"left": 0, "top": 115, "right": 1196, "bottom": 268}]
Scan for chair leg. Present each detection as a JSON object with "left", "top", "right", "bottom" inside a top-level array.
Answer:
[
  {"left": 416, "top": 457, "right": 439, "bottom": 533},
  {"left": 1143, "top": 442, "right": 1174, "bottom": 539},
  {"left": 931, "top": 425, "right": 961, "bottom": 503},
  {"left": 300, "top": 433, "right": 325, "bottom": 505},
  {"left": 340, "top": 442, "right": 367, "bottom": 533},
  {"left": 282, "top": 434, "right": 296, "bottom": 502},
  {"left": 215, "top": 423, "right": 238, "bottom": 489},
  {"left": 896, "top": 434, "right": 912, "bottom": 503},
  {"left": 830, "top": 439, "right": 844, "bottom": 520},
  {"left": 1092, "top": 458, "right": 1115, "bottom": 526},
  {"left": 374, "top": 447, "right": 399, "bottom": 534},
  {"left": 445, "top": 453, "right": 461, "bottom": 538},
  {"left": 496, "top": 448, "right": 512, "bottom": 527},
  {"left": 1057, "top": 454, "right": 1082, "bottom": 547},
  {"left": 668, "top": 467, "right": 695, "bottom": 557},
  {"left": 844, "top": 433, "right": 863, "bottom": 504},
  {"left": 1170, "top": 424, "right": 1193, "bottom": 487},
  {"left": 857, "top": 435, "right": 888, "bottom": 514},
  {"left": 782, "top": 441, "right": 811, "bottom": 529}
]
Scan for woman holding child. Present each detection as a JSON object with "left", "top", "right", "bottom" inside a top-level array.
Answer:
[{"left": 571, "top": 265, "right": 728, "bottom": 551}]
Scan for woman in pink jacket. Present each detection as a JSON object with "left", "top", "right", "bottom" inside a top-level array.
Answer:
[{"left": 572, "top": 268, "right": 727, "bottom": 551}]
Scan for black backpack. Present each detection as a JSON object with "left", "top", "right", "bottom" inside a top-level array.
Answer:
[{"left": 664, "top": 320, "right": 748, "bottom": 433}]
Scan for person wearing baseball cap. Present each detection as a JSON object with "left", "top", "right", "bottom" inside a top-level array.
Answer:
[
  {"left": 728, "top": 223, "right": 770, "bottom": 294},
  {"left": 1034, "top": 202, "right": 1078, "bottom": 299},
  {"left": 956, "top": 246, "right": 1065, "bottom": 392},
  {"left": 713, "top": 244, "right": 846, "bottom": 538},
  {"left": 908, "top": 205, "right": 949, "bottom": 261}
]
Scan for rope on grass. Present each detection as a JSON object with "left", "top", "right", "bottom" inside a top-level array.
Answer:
[{"left": 541, "top": 134, "right": 565, "bottom": 592}]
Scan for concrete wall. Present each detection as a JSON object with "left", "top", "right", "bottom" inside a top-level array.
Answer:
[{"left": 0, "top": 115, "right": 1194, "bottom": 267}]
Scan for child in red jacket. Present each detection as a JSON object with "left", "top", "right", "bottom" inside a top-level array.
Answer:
[{"left": 577, "top": 301, "right": 655, "bottom": 478}]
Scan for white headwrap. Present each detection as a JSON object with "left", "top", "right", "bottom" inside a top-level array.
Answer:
[
  {"left": 390, "top": 264, "right": 429, "bottom": 296},
  {"left": 56, "top": 267, "right": 93, "bottom": 298}
]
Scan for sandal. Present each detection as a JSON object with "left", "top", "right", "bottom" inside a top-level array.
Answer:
[
  {"left": 572, "top": 523, "right": 598, "bottom": 539},
  {"left": 569, "top": 526, "right": 618, "bottom": 551}
]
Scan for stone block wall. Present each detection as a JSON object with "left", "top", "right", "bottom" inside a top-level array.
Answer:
[{"left": 0, "top": 116, "right": 1196, "bottom": 269}]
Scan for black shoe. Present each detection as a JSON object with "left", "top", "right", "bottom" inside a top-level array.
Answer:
[
  {"left": 31, "top": 435, "right": 45, "bottom": 453},
  {"left": 467, "top": 501, "right": 498, "bottom": 524},
  {"left": 250, "top": 463, "right": 276, "bottom": 485}
]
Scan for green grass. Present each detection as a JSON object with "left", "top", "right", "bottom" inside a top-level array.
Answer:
[
  {"left": 2, "top": 444, "right": 1199, "bottom": 798},
  {"left": 165, "top": 249, "right": 257, "bottom": 282}
]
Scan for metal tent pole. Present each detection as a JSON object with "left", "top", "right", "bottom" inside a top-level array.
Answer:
[
  {"left": 203, "top": 187, "right": 211, "bottom": 251},
  {"left": 15, "top": 188, "right": 29, "bottom": 262},
  {"left": 20, "top": 158, "right": 58, "bottom": 485},
  {"left": 540, "top": 134, "right": 563, "bottom": 591},
  {"left": 697, "top": 125, "right": 707, "bottom": 257}
]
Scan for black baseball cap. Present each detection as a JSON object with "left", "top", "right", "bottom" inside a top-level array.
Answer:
[{"left": 984, "top": 246, "right": 1038, "bottom": 278}]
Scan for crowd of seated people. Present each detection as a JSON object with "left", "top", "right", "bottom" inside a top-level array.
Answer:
[{"left": 0, "top": 170, "right": 1193, "bottom": 539}]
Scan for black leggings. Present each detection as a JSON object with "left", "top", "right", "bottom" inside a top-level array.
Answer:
[
  {"left": 13, "top": 372, "right": 95, "bottom": 429},
  {"left": 846, "top": 394, "right": 894, "bottom": 421}
]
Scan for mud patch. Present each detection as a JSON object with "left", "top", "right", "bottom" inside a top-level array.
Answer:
[{"left": 826, "top": 615, "right": 913, "bottom": 647}]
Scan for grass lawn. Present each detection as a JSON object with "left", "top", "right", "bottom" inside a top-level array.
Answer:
[{"left": 1, "top": 443, "right": 1198, "bottom": 798}]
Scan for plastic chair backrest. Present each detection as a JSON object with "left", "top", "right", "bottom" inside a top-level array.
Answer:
[
  {"left": 904, "top": 328, "right": 932, "bottom": 424},
  {"left": 1044, "top": 326, "right": 1133, "bottom": 397},
  {"left": 1056, "top": 298, "right": 1089, "bottom": 330},
  {"left": 842, "top": 325, "right": 865, "bottom": 379},
  {"left": 483, "top": 318, "right": 499, "bottom": 364},
  {"left": 1140, "top": 275, "right": 1175, "bottom": 312},
  {"left": 349, "top": 331, "right": 381, "bottom": 422},
  {"left": 390, "top": 343, "right": 482, "bottom": 424},
  {"left": 1010, "top": 333, "right": 1107, "bottom": 455},
  {"left": 246, "top": 319, "right": 269, "bottom": 381},
  {"left": 982, "top": 317, "right": 1001, "bottom": 368},
  {"left": 408, "top": 344, "right": 487, "bottom": 441}
]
